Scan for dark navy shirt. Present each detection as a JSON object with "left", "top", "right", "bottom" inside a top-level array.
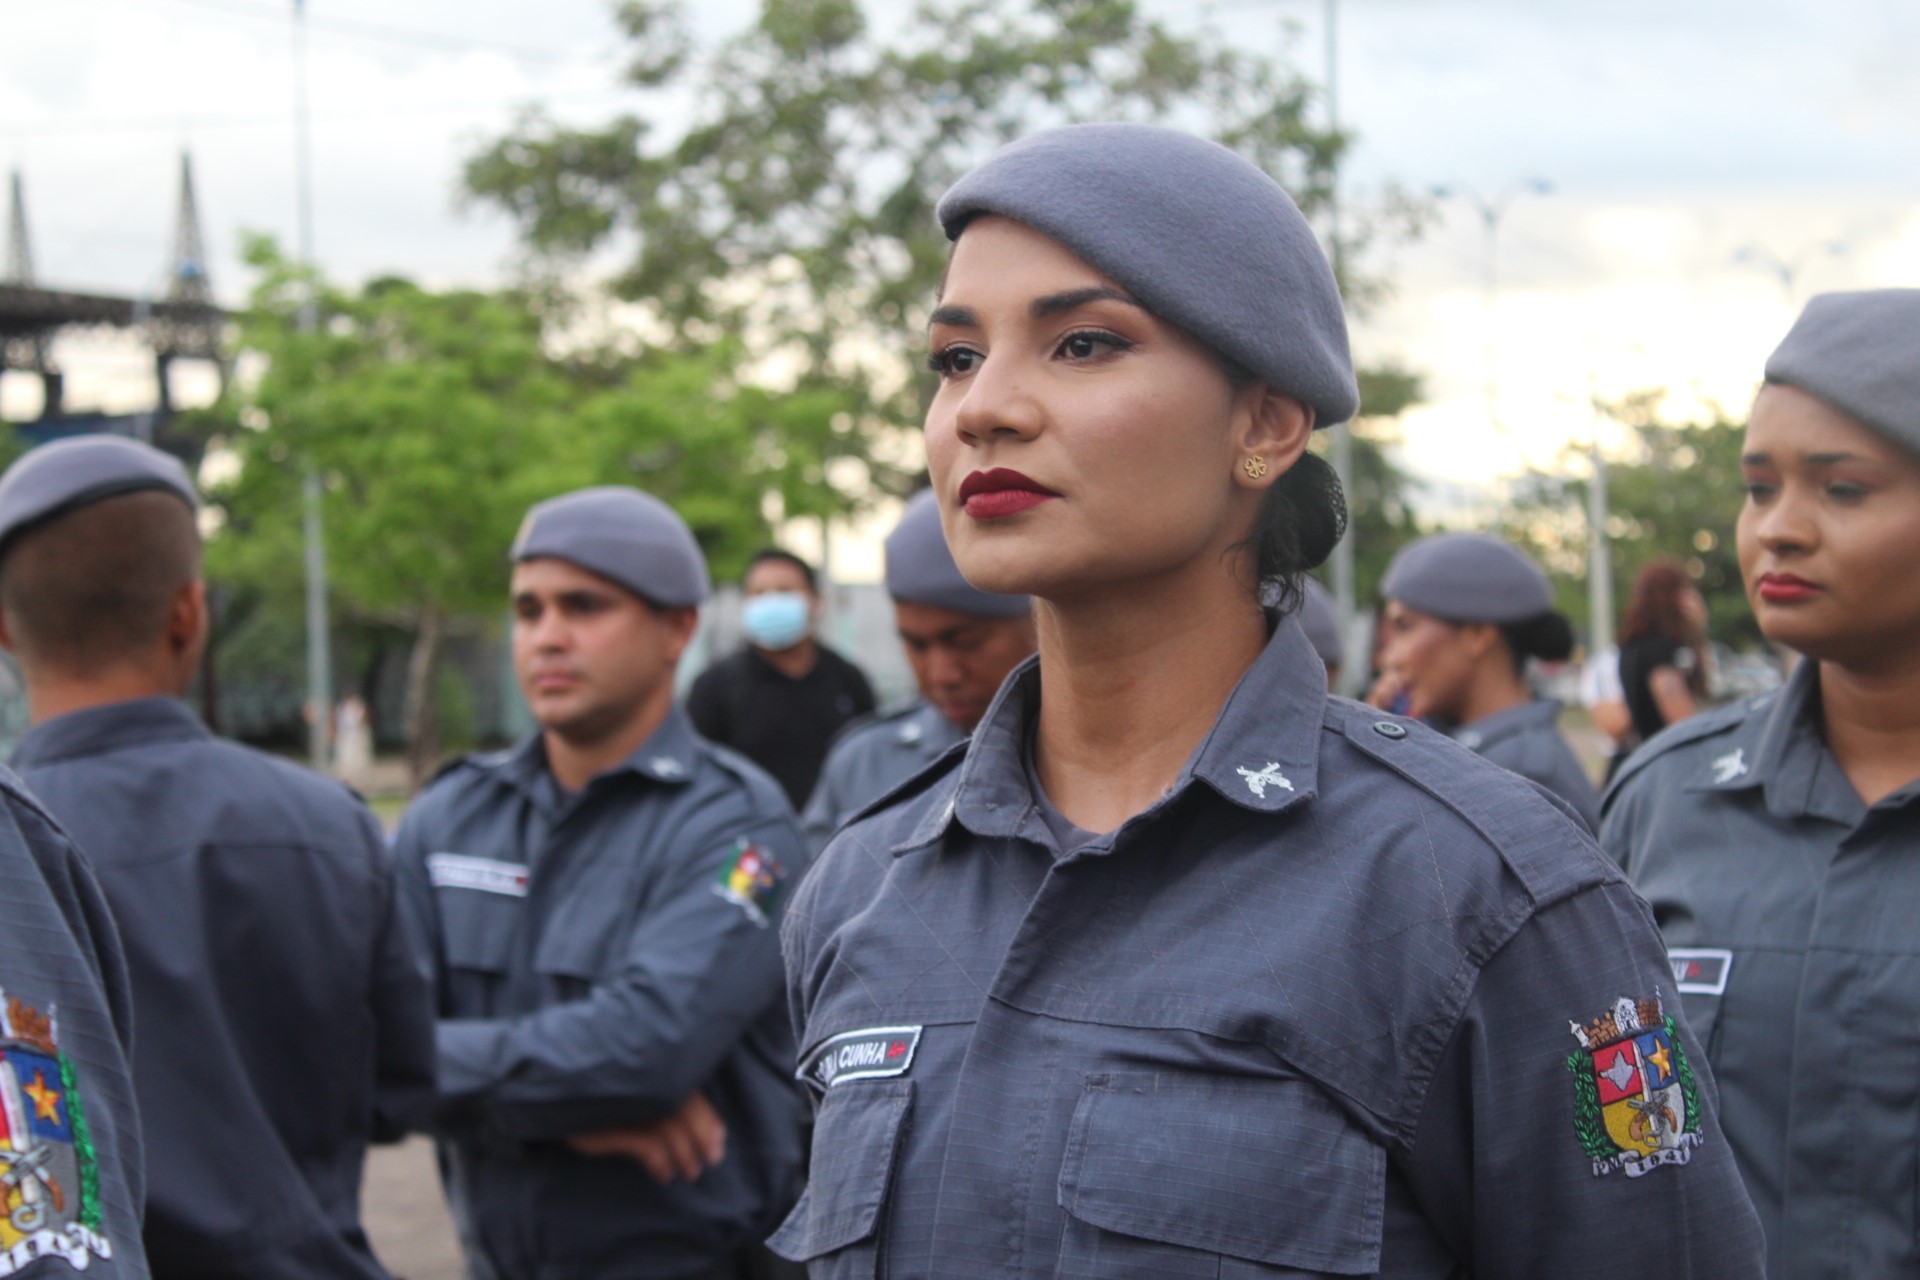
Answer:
[
  {"left": 1452, "top": 699, "right": 1601, "bottom": 831},
  {"left": 778, "top": 621, "right": 1765, "bottom": 1278},
  {"left": 1604, "top": 657, "right": 1920, "bottom": 1278},
  {"left": 393, "top": 708, "right": 809, "bottom": 1280},
  {"left": 13, "top": 697, "right": 435, "bottom": 1280},
  {"left": 0, "top": 766, "right": 147, "bottom": 1280}
]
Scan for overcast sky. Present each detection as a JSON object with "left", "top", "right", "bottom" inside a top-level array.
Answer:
[{"left": 5, "top": 0, "right": 1917, "bottom": 535}]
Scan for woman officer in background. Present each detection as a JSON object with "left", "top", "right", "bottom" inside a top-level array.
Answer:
[
  {"left": 1372, "top": 532, "right": 1601, "bottom": 829},
  {"left": 1603, "top": 288, "right": 1920, "bottom": 1278},
  {"left": 774, "top": 122, "right": 1762, "bottom": 1278}
]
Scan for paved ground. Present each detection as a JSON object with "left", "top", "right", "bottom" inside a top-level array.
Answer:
[{"left": 364, "top": 1138, "right": 465, "bottom": 1280}]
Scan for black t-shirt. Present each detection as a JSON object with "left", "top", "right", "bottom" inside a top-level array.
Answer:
[
  {"left": 687, "top": 644, "right": 877, "bottom": 808},
  {"left": 1619, "top": 632, "right": 1696, "bottom": 744}
]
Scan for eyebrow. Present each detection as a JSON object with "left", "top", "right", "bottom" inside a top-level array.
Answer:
[
  {"left": 926, "top": 286, "right": 1143, "bottom": 331},
  {"left": 1741, "top": 450, "right": 1873, "bottom": 466},
  {"left": 1030, "top": 286, "right": 1141, "bottom": 318}
]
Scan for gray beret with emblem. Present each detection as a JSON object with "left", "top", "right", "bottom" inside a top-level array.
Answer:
[
  {"left": 512, "top": 485, "right": 710, "bottom": 608},
  {"left": 1382, "top": 532, "right": 1553, "bottom": 625},
  {"left": 1764, "top": 288, "right": 1920, "bottom": 457},
  {"left": 936, "top": 122, "right": 1359, "bottom": 427},
  {"left": 884, "top": 489, "right": 1030, "bottom": 619},
  {"left": 0, "top": 434, "right": 199, "bottom": 560}
]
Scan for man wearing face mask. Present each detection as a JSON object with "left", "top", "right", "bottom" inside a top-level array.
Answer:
[{"left": 688, "top": 549, "right": 877, "bottom": 809}]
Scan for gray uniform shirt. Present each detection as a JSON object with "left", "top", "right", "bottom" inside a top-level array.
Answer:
[
  {"left": 12, "top": 697, "right": 436, "bottom": 1280},
  {"left": 800, "top": 702, "right": 965, "bottom": 851},
  {"left": 1453, "top": 699, "right": 1601, "bottom": 831},
  {"left": 777, "top": 621, "right": 1764, "bottom": 1278},
  {"left": 1602, "top": 658, "right": 1920, "bottom": 1278},
  {"left": 0, "top": 765, "right": 147, "bottom": 1280},
  {"left": 392, "top": 708, "right": 809, "bottom": 1280}
]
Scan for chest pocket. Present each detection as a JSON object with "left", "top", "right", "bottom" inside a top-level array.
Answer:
[
  {"left": 1055, "top": 1072, "right": 1385, "bottom": 1278},
  {"left": 434, "top": 886, "right": 523, "bottom": 975},
  {"left": 767, "top": 1080, "right": 912, "bottom": 1277}
]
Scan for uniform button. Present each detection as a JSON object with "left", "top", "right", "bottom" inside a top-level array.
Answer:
[{"left": 1372, "top": 720, "right": 1408, "bottom": 740}]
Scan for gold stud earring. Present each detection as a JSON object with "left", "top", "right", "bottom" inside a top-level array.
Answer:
[{"left": 1242, "top": 456, "right": 1269, "bottom": 480}]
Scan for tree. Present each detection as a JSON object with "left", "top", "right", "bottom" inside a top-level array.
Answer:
[
  {"left": 1504, "top": 391, "right": 1758, "bottom": 651},
  {"left": 200, "top": 236, "right": 865, "bottom": 785},
  {"left": 464, "top": 0, "right": 1425, "bottom": 433}
]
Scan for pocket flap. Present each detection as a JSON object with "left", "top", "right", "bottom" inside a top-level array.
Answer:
[
  {"left": 768, "top": 1080, "right": 912, "bottom": 1261},
  {"left": 1058, "top": 1073, "right": 1384, "bottom": 1275}
]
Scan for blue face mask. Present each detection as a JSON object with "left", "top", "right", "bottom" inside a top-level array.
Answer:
[{"left": 742, "top": 591, "right": 812, "bottom": 650}]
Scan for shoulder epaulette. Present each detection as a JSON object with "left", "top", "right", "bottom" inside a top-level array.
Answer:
[
  {"left": 1604, "top": 696, "right": 1756, "bottom": 800},
  {"left": 839, "top": 737, "right": 969, "bottom": 832}
]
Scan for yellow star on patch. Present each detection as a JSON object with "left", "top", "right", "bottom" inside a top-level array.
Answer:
[
  {"left": 1646, "top": 1041, "right": 1672, "bottom": 1081},
  {"left": 24, "top": 1070, "right": 61, "bottom": 1123}
]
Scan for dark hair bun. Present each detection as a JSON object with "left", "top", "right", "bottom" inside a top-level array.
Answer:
[
  {"left": 1245, "top": 451, "right": 1347, "bottom": 615},
  {"left": 1501, "top": 611, "right": 1575, "bottom": 662}
]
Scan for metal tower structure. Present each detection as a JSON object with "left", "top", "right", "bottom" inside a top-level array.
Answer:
[
  {"left": 2, "top": 170, "right": 56, "bottom": 398},
  {"left": 150, "top": 151, "right": 227, "bottom": 408}
]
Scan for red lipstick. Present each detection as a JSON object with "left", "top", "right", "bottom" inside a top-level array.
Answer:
[
  {"left": 1755, "top": 572, "right": 1820, "bottom": 604},
  {"left": 959, "top": 468, "right": 1059, "bottom": 520}
]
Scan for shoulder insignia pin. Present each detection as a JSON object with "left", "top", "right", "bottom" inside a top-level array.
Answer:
[
  {"left": 712, "top": 839, "right": 787, "bottom": 927},
  {"left": 1565, "top": 989, "right": 1704, "bottom": 1179},
  {"left": 0, "top": 991, "right": 114, "bottom": 1274},
  {"left": 1709, "top": 749, "right": 1748, "bottom": 785},
  {"left": 1236, "top": 762, "right": 1294, "bottom": 799}
]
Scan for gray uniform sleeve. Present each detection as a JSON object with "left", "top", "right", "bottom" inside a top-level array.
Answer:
[
  {"left": 356, "top": 806, "right": 437, "bottom": 1140},
  {"left": 435, "top": 814, "right": 802, "bottom": 1139},
  {"left": 1397, "top": 882, "right": 1764, "bottom": 1276}
]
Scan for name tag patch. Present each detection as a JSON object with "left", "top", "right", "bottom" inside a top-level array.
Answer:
[
  {"left": 428, "top": 854, "right": 530, "bottom": 898},
  {"left": 799, "top": 1026, "right": 922, "bottom": 1093},
  {"left": 1667, "top": 948, "right": 1732, "bottom": 995}
]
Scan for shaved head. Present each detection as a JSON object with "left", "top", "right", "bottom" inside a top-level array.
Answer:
[{"left": 0, "top": 490, "right": 203, "bottom": 678}]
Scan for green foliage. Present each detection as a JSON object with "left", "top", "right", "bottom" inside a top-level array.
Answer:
[
  {"left": 1564, "top": 1050, "right": 1618, "bottom": 1162},
  {"left": 463, "top": 0, "right": 1421, "bottom": 432},
  {"left": 1666, "top": 1016, "right": 1704, "bottom": 1135},
  {"left": 199, "top": 237, "right": 868, "bottom": 759},
  {"left": 1505, "top": 391, "right": 1757, "bottom": 650}
]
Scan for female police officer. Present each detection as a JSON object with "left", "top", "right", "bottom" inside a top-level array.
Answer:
[
  {"left": 1375, "top": 532, "right": 1601, "bottom": 829},
  {"left": 1602, "top": 288, "right": 1920, "bottom": 1278},
  {"left": 774, "top": 123, "right": 1762, "bottom": 1278}
]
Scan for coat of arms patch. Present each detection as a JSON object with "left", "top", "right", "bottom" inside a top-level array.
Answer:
[
  {"left": 712, "top": 839, "right": 785, "bottom": 927},
  {"left": 0, "top": 992, "right": 112, "bottom": 1275},
  {"left": 1566, "top": 989, "right": 1704, "bottom": 1178}
]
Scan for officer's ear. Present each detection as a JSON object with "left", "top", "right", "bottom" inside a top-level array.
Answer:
[
  {"left": 655, "top": 605, "right": 701, "bottom": 664},
  {"left": 1458, "top": 622, "right": 1502, "bottom": 663},
  {"left": 166, "top": 580, "right": 210, "bottom": 672}
]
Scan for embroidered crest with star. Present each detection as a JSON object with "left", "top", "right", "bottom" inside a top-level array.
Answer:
[
  {"left": 711, "top": 839, "right": 786, "bottom": 927},
  {"left": 0, "top": 991, "right": 115, "bottom": 1275},
  {"left": 1565, "top": 989, "right": 1704, "bottom": 1179}
]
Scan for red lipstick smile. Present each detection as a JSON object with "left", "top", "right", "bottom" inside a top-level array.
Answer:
[
  {"left": 1755, "top": 572, "right": 1821, "bottom": 604},
  {"left": 959, "top": 468, "right": 1060, "bottom": 520}
]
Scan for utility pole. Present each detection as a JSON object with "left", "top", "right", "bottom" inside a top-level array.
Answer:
[
  {"left": 294, "top": 0, "right": 332, "bottom": 771},
  {"left": 1586, "top": 437, "right": 1613, "bottom": 657},
  {"left": 1321, "top": 0, "right": 1359, "bottom": 690},
  {"left": 1432, "top": 178, "right": 1552, "bottom": 430}
]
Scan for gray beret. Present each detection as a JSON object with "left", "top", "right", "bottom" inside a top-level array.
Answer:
[
  {"left": 1382, "top": 532, "right": 1553, "bottom": 624},
  {"left": 884, "top": 489, "right": 1030, "bottom": 619},
  {"left": 511, "top": 486, "right": 710, "bottom": 608},
  {"left": 0, "top": 434, "right": 199, "bottom": 558},
  {"left": 1293, "top": 576, "right": 1342, "bottom": 667},
  {"left": 937, "top": 122, "right": 1358, "bottom": 427},
  {"left": 1764, "top": 288, "right": 1920, "bottom": 457}
]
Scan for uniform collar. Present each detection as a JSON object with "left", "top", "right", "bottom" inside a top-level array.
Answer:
[
  {"left": 12, "top": 695, "right": 210, "bottom": 769},
  {"left": 899, "top": 701, "right": 966, "bottom": 751},
  {"left": 1686, "top": 660, "right": 1859, "bottom": 824},
  {"left": 895, "top": 618, "right": 1326, "bottom": 854},
  {"left": 499, "top": 704, "right": 702, "bottom": 801},
  {"left": 1453, "top": 699, "right": 1559, "bottom": 752}
]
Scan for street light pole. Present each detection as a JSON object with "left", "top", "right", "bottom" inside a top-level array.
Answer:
[
  {"left": 1433, "top": 179, "right": 1552, "bottom": 430},
  {"left": 293, "top": 0, "right": 332, "bottom": 771},
  {"left": 1732, "top": 240, "right": 1846, "bottom": 307},
  {"left": 1320, "top": 0, "right": 1359, "bottom": 687}
]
